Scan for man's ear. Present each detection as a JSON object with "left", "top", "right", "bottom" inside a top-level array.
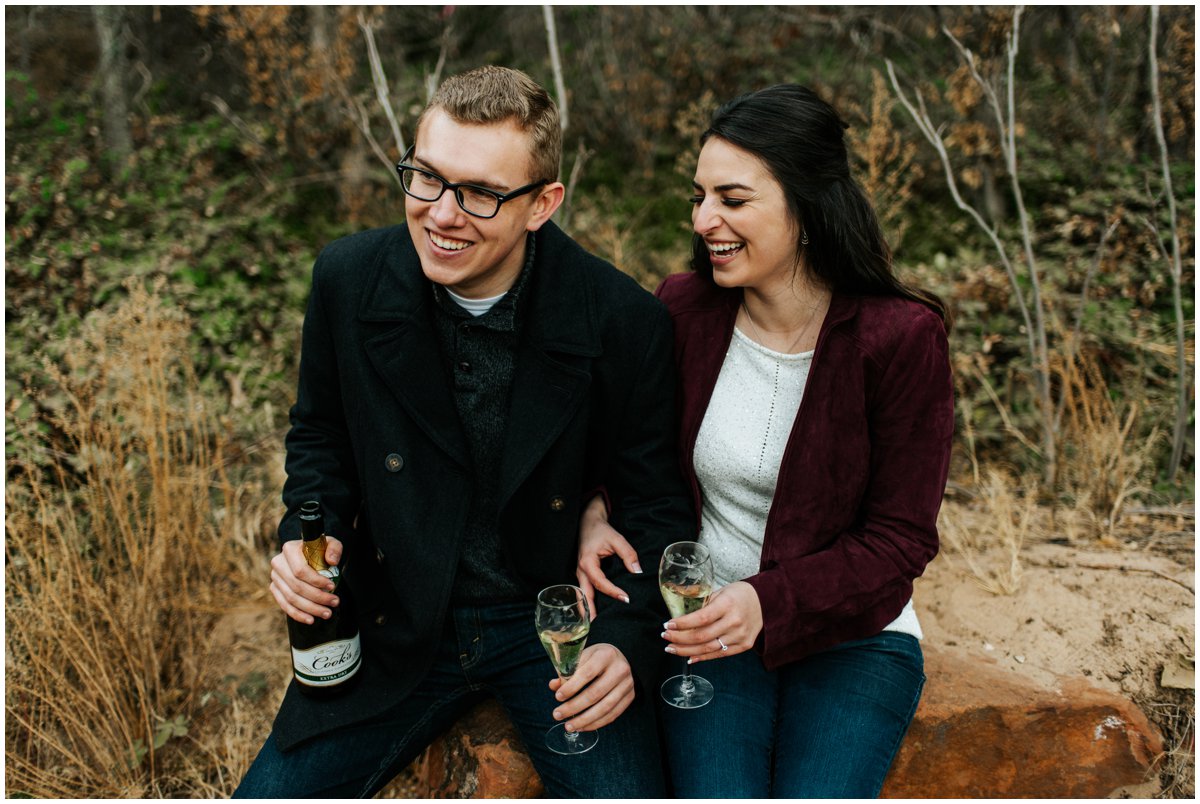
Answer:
[{"left": 525, "top": 182, "right": 566, "bottom": 232}]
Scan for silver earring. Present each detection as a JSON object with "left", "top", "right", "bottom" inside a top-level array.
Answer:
[{"left": 801, "top": 230, "right": 809, "bottom": 246}]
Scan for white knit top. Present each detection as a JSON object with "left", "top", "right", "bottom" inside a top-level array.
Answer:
[{"left": 693, "top": 327, "right": 922, "bottom": 639}]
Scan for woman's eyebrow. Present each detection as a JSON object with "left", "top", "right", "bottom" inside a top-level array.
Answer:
[{"left": 692, "top": 179, "right": 756, "bottom": 193}]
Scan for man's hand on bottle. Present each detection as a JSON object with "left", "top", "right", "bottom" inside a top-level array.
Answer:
[
  {"left": 270, "top": 537, "right": 344, "bottom": 625},
  {"left": 545, "top": 643, "right": 636, "bottom": 733}
]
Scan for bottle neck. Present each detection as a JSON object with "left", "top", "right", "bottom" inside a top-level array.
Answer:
[{"left": 301, "top": 534, "right": 329, "bottom": 571}]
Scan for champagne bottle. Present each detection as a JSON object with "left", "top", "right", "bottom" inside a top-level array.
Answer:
[{"left": 286, "top": 501, "right": 362, "bottom": 696}]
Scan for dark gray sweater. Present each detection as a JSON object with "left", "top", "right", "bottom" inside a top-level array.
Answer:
[{"left": 432, "top": 237, "right": 536, "bottom": 603}]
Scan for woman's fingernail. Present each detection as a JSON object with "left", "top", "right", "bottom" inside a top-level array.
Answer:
[
  {"left": 686, "top": 657, "right": 695, "bottom": 665},
  {"left": 663, "top": 621, "right": 675, "bottom": 630},
  {"left": 553, "top": 710, "right": 562, "bottom": 720},
  {"left": 632, "top": 562, "right": 643, "bottom": 574},
  {"left": 665, "top": 645, "right": 677, "bottom": 654},
  {"left": 621, "top": 595, "right": 630, "bottom": 603}
]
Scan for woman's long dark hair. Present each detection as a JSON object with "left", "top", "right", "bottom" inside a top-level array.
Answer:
[{"left": 690, "top": 84, "right": 948, "bottom": 326}]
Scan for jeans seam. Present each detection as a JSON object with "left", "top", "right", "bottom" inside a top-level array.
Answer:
[
  {"left": 460, "top": 607, "right": 486, "bottom": 672},
  {"left": 864, "top": 670, "right": 926, "bottom": 797}
]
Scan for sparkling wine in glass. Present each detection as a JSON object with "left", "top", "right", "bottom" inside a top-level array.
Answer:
[
  {"left": 535, "top": 584, "right": 598, "bottom": 755},
  {"left": 659, "top": 541, "right": 716, "bottom": 709}
]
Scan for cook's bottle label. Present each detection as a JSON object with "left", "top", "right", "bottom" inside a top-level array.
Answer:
[{"left": 292, "top": 635, "right": 362, "bottom": 686}]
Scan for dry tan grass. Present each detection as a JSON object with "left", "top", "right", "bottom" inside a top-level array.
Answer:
[
  {"left": 4, "top": 278, "right": 268, "bottom": 797},
  {"left": 1139, "top": 689, "right": 1197, "bottom": 800},
  {"left": 1053, "top": 342, "right": 1161, "bottom": 542},
  {"left": 938, "top": 468, "right": 1038, "bottom": 595}
]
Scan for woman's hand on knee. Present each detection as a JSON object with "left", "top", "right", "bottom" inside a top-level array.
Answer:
[
  {"left": 575, "top": 494, "right": 641, "bottom": 617},
  {"left": 661, "top": 581, "right": 763, "bottom": 663}
]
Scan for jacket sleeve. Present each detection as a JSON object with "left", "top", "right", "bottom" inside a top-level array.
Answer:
[
  {"left": 586, "top": 303, "right": 696, "bottom": 692},
  {"left": 278, "top": 251, "right": 361, "bottom": 544},
  {"left": 743, "top": 308, "right": 953, "bottom": 666}
]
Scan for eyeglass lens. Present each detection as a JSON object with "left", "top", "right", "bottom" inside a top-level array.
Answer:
[{"left": 400, "top": 168, "right": 501, "bottom": 218}]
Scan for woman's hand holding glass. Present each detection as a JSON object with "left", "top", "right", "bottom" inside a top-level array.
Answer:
[
  {"left": 663, "top": 580, "right": 764, "bottom": 663},
  {"left": 576, "top": 494, "right": 766, "bottom": 664}
]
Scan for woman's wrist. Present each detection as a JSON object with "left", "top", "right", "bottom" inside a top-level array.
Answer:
[{"left": 582, "top": 493, "right": 609, "bottom": 524}]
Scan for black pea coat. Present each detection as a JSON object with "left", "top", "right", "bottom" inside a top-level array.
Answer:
[{"left": 270, "top": 221, "right": 695, "bottom": 750}]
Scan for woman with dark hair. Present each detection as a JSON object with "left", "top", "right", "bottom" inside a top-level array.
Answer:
[{"left": 576, "top": 84, "right": 954, "bottom": 797}]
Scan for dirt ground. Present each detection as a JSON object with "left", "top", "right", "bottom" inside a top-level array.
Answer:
[{"left": 916, "top": 502, "right": 1195, "bottom": 797}]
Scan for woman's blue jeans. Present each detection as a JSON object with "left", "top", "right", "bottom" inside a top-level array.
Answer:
[
  {"left": 234, "top": 601, "right": 666, "bottom": 798},
  {"left": 661, "top": 631, "right": 924, "bottom": 798}
]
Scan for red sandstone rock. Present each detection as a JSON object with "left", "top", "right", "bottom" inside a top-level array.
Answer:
[
  {"left": 409, "top": 649, "right": 1163, "bottom": 798},
  {"left": 416, "top": 699, "right": 544, "bottom": 798},
  {"left": 881, "top": 647, "right": 1164, "bottom": 798}
]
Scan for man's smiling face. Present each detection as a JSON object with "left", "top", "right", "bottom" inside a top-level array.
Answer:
[{"left": 405, "top": 108, "right": 556, "bottom": 299}]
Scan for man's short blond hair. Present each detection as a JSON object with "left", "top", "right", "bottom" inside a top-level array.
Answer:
[{"left": 418, "top": 65, "right": 562, "bottom": 184}]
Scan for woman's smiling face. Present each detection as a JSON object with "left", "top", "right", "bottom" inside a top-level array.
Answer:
[{"left": 690, "top": 136, "right": 801, "bottom": 293}]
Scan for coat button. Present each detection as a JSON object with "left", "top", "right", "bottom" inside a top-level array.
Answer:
[
  {"left": 374, "top": 614, "right": 388, "bottom": 626},
  {"left": 384, "top": 453, "right": 404, "bottom": 472},
  {"left": 549, "top": 495, "right": 566, "bottom": 512}
]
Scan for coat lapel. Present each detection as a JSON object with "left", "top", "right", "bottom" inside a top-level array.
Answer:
[
  {"left": 358, "top": 228, "right": 471, "bottom": 469},
  {"left": 354, "top": 223, "right": 602, "bottom": 502},
  {"left": 496, "top": 224, "right": 600, "bottom": 508}
]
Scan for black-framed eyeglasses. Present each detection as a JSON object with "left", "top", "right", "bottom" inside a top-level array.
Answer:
[{"left": 396, "top": 146, "right": 547, "bottom": 219}]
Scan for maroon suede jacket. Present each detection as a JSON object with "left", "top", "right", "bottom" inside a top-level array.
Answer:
[{"left": 656, "top": 273, "right": 954, "bottom": 669}]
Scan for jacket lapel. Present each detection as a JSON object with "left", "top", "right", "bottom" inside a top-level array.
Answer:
[
  {"left": 675, "top": 286, "right": 860, "bottom": 505},
  {"left": 677, "top": 292, "right": 738, "bottom": 480},
  {"left": 496, "top": 223, "right": 600, "bottom": 508},
  {"left": 359, "top": 228, "right": 471, "bottom": 469}
]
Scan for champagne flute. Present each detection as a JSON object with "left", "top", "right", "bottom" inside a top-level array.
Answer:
[
  {"left": 659, "top": 541, "right": 716, "bottom": 709},
  {"left": 535, "top": 584, "right": 598, "bottom": 755}
]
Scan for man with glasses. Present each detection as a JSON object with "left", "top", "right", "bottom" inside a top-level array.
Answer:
[{"left": 235, "top": 66, "right": 693, "bottom": 797}]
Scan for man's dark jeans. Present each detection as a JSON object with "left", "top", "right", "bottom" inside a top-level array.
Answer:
[{"left": 235, "top": 600, "right": 666, "bottom": 797}]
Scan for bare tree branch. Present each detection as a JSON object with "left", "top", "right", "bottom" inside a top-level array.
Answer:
[
  {"left": 347, "top": 94, "right": 404, "bottom": 189},
  {"left": 1148, "top": 4, "right": 1190, "bottom": 480},
  {"left": 358, "top": 11, "right": 405, "bottom": 157},
  {"left": 886, "top": 60, "right": 1036, "bottom": 346},
  {"left": 424, "top": 21, "right": 453, "bottom": 103},
  {"left": 939, "top": 7, "right": 1055, "bottom": 482},
  {"left": 558, "top": 140, "right": 593, "bottom": 232},
  {"left": 202, "top": 93, "right": 272, "bottom": 187},
  {"left": 543, "top": 5, "right": 569, "bottom": 132},
  {"left": 888, "top": 8, "right": 1059, "bottom": 482}
]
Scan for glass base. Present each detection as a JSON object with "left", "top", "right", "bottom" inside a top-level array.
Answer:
[
  {"left": 544, "top": 722, "right": 599, "bottom": 755},
  {"left": 661, "top": 673, "right": 715, "bottom": 709}
]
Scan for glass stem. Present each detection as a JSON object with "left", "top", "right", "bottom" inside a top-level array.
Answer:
[
  {"left": 680, "top": 659, "right": 695, "bottom": 696},
  {"left": 561, "top": 672, "right": 580, "bottom": 744}
]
